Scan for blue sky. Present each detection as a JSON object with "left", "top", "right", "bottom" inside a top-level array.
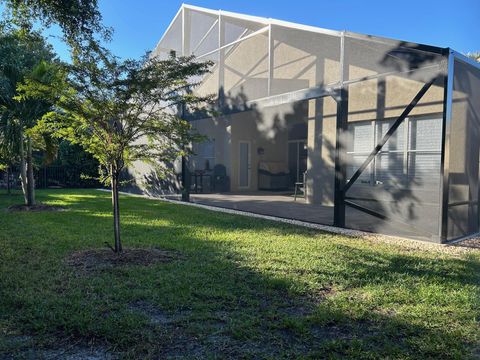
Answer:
[{"left": 23, "top": 0, "right": 480, "bottom": 60}]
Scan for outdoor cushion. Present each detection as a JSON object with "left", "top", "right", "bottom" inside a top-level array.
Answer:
[{"left": 258, "top": 161, "right": 289, "bottom": 175}]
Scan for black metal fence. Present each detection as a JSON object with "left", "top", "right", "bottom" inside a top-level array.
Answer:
[{"left": 0, "top": 165, "right": 100, "bottom": 190}]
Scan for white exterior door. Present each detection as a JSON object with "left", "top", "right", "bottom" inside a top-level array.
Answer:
[{"left": 238, "top": 141, "right": 251, "bottom": 189}]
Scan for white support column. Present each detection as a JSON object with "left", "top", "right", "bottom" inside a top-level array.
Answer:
[
  {"left": 339, "top": 30, "right": 346, "bottom": 86},
  {"left": 267, "top": 24, "right": 274, "bottom": 96},
  {"left": 403, "top": 117, "right": 409, "bottom": 180},
  {"left": 181, "top": 7, "right": 185, "bottom": 56},
  {"left": 218, "top": 11, "right": 222, "bottom": 48},
  {"left": 218, "top": 11, "right": 225, "bottom": 103}
]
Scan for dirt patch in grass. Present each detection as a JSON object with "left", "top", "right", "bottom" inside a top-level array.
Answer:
[
  {"left": 6, "top": 203, "right": 66, "bottom": 212},
  {"left": 65, "top": 248, "right": 180, "bottom": 272},
  {"left": 261, "top": 287, "right": 335, "bottom": 318},
  {"left": 128, "top": 301, "right": 191, "bottom": 325},
  {"left": 306, "top": 287, "right": 335, "bottom": 304}
]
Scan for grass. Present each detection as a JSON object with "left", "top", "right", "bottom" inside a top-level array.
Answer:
[{"left": 0, "top": 189, "right": 479, "bottom": 359}]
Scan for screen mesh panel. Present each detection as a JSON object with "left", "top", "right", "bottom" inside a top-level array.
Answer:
[
  {"left": 221, "top": 15, "right": 265, "bottom": 46},
  {"left": 270, "top": 25, "right": 341, "bottom": 96},
  {"left": 446, "top": 59, "right": 480, "bottom": 240},
  {"left": 221, "top": 32, "right": 269, "bottom": 102},
  {"left": 184, "top": 8, "right": 219, "bottom": 57},
  {"left": 344, "top": 35, "right": 444, "bottom": 82},
  {"left": 407, "top": 117, "right": 442, "bottom": 187},
  {"left": 192, "top": 50, "right": 220, "bottom": 98},
  {"left": 344, "top": 64, "right": 445, "bottom": 241},
  {"left": 447, "top": 204, "right": 478, "bottom": 240},
  {"left": 156, "top": 14, "right": 183, "bottom": 57}
]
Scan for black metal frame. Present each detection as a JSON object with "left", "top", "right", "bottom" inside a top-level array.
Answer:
[
  {"left": 439, "top": 50, "right": 480, "bottom": 242},
  {"left": 181, "top": 155, "right": 190, "bottom": 201},
  {"left": 439, "top": 49, "right": 453, "bottom": 241},
  {"left": 344, "top": 31, "right": 446, "bottom": 56},
  {"left": 333, "top": 76, "right": 438, "bottom": 229},
  {"left": 330, "top": 46, "right": 480, "bottom": 243},
  {"left": 323, "top": 32, "right": 449, "bottom": 232},
  {"left": 333, "top": 87, "right": 348, "bottom": 227},
  {"left": 344, "top": 199, "right": 388, "bottom": 221}
]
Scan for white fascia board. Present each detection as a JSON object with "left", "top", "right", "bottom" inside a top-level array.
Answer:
[
  {"left": 268, "top": 19, "right": 341, "bottom": 37},
  {"left": 183, "top": 4, "right": 269, "bottom": 25},
  {"left": 182, "top": 3, "right": 341, "bottom": 37}
]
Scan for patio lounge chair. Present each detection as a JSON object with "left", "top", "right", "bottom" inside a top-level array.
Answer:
[
  {"left": 258, "top": 161, "right": 290, "bottom": 191},
  {"left": 294, "top": 171, "right": 307, "bottom": 201}
]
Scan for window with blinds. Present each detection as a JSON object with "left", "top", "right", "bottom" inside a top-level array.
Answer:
[
  {"left": 191, "top": 139, "right": 216, "bottom": 171},
  {"left": 346, "top": 116, "right": 442, "bottom": 187}
]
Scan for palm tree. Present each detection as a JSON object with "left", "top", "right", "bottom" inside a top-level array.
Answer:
[
  {"left": 0, "top": 112, "right": 21, "bottom": 194},
  {"left": 0, "top": 28, "right": 56, "bottom": 205}
]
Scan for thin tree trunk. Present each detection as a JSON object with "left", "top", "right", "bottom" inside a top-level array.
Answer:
[
  {"left": 26, "top": 136, "right": 35, "bottom": 206},
  {"left": 111, "top": 167, "right": 122, "bottom": 253},
  {"left": 6, "top": 166, "right": 11, "bottom": 195},
  {"left": 19, "top": 132, "right": 28, "bottom": 205}
]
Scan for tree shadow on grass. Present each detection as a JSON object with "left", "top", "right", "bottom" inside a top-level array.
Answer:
[{"left": 1, "top": 190, "right": 479, "bottom": 358}]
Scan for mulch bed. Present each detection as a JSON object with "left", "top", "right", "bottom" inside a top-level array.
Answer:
[
  {"left": 65, "top": 248, "right": 180, "bottom": 272},
  {"left": 6, "top": 204, "right": 66, "bottom": 212}
]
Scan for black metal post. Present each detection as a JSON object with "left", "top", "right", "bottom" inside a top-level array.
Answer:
[
  {"left": 181, "top": 155, "right": 189, "bottom": 202},
  {"left": 6, "top": 166, "right": 11, "bottom": 194},
  {"left": 439, "top": 50, "right": 453, "bottom": 242},
  {"left": 333, "top": 87, "right": 349, "bottom": 227}
]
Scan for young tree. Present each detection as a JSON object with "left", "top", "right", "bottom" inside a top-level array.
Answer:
[
  {"left": 0, "top": 28, "right": 57, "bottom": 205},
  {"left": 0, "top": 112, "right": 20, "bottom": 194},
  {"left": 467, "top": 52, "right": 480, "bottom": 63},
  {"left": 20, "top": 46, "right": 212, "bottom": 252}
]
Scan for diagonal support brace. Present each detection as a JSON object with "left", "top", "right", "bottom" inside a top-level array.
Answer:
[{"left": 343, "top": 76, "right": 437, "bottom": 194}]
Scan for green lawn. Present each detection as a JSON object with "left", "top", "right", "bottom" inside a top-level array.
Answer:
[{"left": 0, "top": 189, "right": 479, "bottom": 359}]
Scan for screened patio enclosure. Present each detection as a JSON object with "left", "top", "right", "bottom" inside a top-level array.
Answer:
[{"left": 141, "top": 4, "right": 480, "bottom": 243}]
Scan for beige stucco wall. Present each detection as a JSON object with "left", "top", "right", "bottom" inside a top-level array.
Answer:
[
  {"left": 348, "top": 74, "right": 444, "bottom": 122},
  {"left": 306, "top": 97, "right": 337, "bottom": 205},
  {"left": 448, "top": 92, "right": 469, "bottom": 204},
  {"left": 223, "top": 34, "right": 269, "bottom": 101},
  {"left": 195, "top": 27, "right": 341, "bottom": 103},
  {"left": 271, "top": 27, "right": 340, "bottom": 95},
  {"left": 124, "top": 135, "right": 183, "bottom": 195},
  {"left": 447, "top": 61, "right": 479, "bottom": 206},
  {"left": 190, "top": 102, "right": 309, "bottom": 192}
]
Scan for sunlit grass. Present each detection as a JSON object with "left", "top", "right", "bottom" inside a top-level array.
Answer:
[{"left": 0, "top": 189, "right": 479, "bottom": 359}]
